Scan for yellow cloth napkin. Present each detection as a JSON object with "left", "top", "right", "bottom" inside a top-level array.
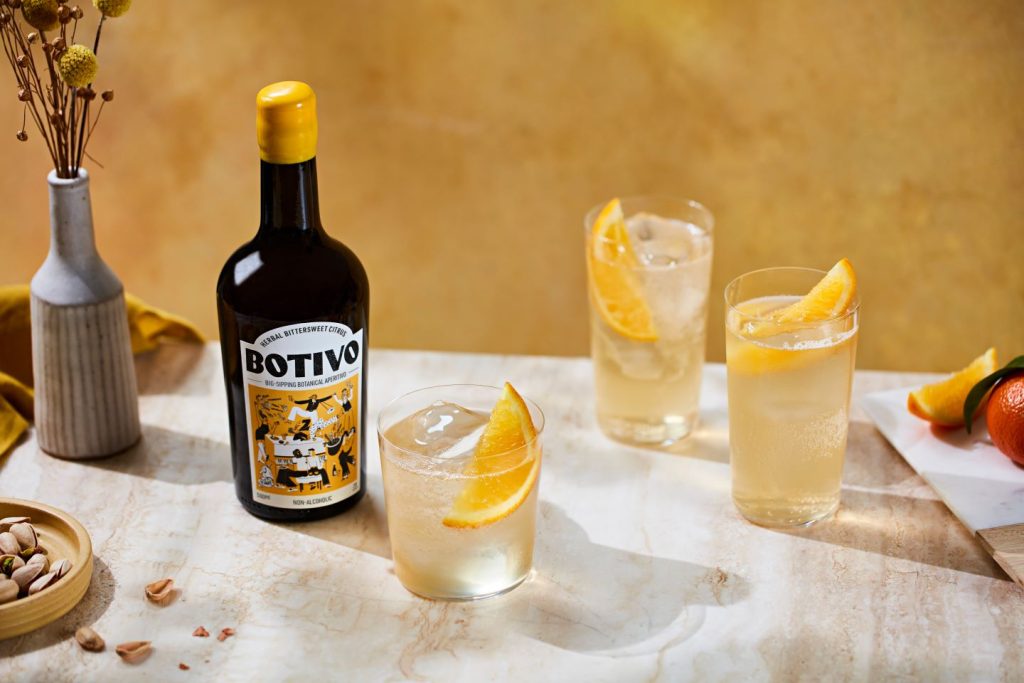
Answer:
[{"left": 0, "top": 284, "right": 205, "bottom": 457}]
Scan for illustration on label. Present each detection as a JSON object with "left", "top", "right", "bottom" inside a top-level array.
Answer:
[{"left": 240, "top": 322, "right": 362, "bottom": 509}]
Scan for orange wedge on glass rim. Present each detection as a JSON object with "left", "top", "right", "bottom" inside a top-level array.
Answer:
[
  {"left": 442, "top": 383, "right": 540, "bottom": 529},
  {"left": 730, "top": 258, "right": 858, "bottom": 373},
  {"left": 907, "top": 347, "right": 999, "bottom": 427},
  {"left": 587, "top": 198, "right": 658, "bottom": 342}
]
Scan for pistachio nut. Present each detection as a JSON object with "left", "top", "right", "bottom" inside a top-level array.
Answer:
[
  {"left": 115, "top": 640, "right": 152, "bottom": 664},
  {"left": 0, "top": 532, "right": 19, "bottom": 556},
  {"left": 18, "top": 547, "right": 38, "bottom": 561},
  {"left": 28, "top": 570, "right": 59, "bottom": 596},
  {"left": 0, "top": 516, "right": 30, "bottom": 532},
  {"left": 75, "top": 626, "right": 105, "bottom": 652},
  {"left": 0, "top": 554, "right": 24, "bottom": 576},
  {"left": 51, "top": 558, "right": 71, "bottom": 579},
  {"left": 9, "top": 523, "right": 36, "bottom": 550},
  {"left": 145, "top": 577, "right": 174, "bottom": 605},
  {"left": 11, "top": 562, "right": 43, "bottom": 592},
  {"left": 26, "top": 552, "right": 48, "bottom": 573},
  {"left": 0, "top": 578, "right": 17, "bottom": 604}
]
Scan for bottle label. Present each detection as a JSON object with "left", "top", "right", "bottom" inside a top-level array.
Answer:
[{"left": 240, "top": 322, "right": 362, "bottom": 510}]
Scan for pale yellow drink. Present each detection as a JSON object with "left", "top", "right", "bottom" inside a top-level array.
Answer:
[
  {"left": 725, "top": 268, "right": 858, "bottom": 527},
  {"left": 377, "top": 386, "right": 542, "bottom": 600},
  {"left": 587, "top": 198, "right": 713, "bottom": 446}
]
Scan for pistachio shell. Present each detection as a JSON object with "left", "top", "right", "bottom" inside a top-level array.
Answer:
[
  {"left": 145, "top": 577, "right": 174, "bottom": 605},
  {"left": 51, "top": 558, "right": 71, "bottom": 579},
  {"left": 0, "top": 578, "right": 17, "bottom": 604},
  {"left": 28, "top": 570, "right": 59, "bottom": 595},
  {"left": 0, "top": 516, "right": 30, "bottom": 532},
  {"left": 9, "top": 523, "right": 36, "bottom": 550},
  {"left": 25, "top": 552, "right": 48, "bottom": 573},
  {"left": 0, "top": 554, "right": 24, "bottom": 576},
  {"left": 75, "top": 626, "right": 105, "bottom": 652},
  {"left": 11, "top": 563, "right": 43, "bottom": 592},
  {"left": 0, "top": 532, "right": 19, "bottom": 556},
  {"left": 115, "top": 640, "right": 152, "bottom": 663}
]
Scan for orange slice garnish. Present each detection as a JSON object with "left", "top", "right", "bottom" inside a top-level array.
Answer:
[
  {"left": 442, "top": 383, "right": 540, "bottom": 529},
  {"left": 908, "top": 347, "right": 999, "bottom": 427},
  {"left": 587, "top": 198, "right": 658, "bottom": 342}
]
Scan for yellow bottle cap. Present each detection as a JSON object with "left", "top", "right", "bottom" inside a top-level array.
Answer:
[{"left": 256, "top": 81, "right": 318, "bottom": 164}]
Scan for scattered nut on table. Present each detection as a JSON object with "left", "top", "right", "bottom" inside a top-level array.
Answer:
[
  {"left": 192, "top": 626, "right": 209, "bottom": 638},
  {"left": 217, "top": 627, "right": 235, "bottom": 642},
  {"left": 145, "top": 577, "right": 175, "bottom": 605},
  {"left": 115, "top": 640, "right": 152, "bottom": 664},
  {"left": 75, "top": 626, "right": 105, "bottom": 652}
]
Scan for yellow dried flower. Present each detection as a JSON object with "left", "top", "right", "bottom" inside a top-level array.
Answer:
[
  {"left": 92, "top": 0, "right": 132, "bottom": 18},
  {"left": 57, "top": 44, "right": 98, "bottom": 88},
  {"left": 22, "top": 0, "right": 60, "bottom": 31}
]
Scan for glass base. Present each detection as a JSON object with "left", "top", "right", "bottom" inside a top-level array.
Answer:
[
  {"left": 597, "top": 413, "right": 697, "bottom": 448},
  {"left": 734, "top": 497, "right": 839, "bottom": 529},
  {"left": 400, "top": 569, "right": 532, "bottom": 602}
]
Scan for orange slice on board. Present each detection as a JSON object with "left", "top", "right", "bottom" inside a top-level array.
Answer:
[
  {"left": 442, "top": 383, "right": 540, "bottom": 529},
  {"left": 908, "top": 347, "right": 999, "bottom": 427},
  {"left": 587, "top": 198, "right": 658, "bottom": 342}
]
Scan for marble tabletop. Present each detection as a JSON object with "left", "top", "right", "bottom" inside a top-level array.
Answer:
[{"left": 0, "top": 344, "right": 1020, "bottom": 682}]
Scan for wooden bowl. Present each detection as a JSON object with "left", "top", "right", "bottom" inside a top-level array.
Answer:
[{"left": 0, "top": 498, "right": 93, "bottom": 640}]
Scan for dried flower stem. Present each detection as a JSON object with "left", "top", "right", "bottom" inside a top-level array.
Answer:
[{"left": 0, "top": 3, "right": 116, "bottom": 177}]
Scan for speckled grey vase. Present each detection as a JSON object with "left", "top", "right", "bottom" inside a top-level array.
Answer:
[{"left": 29, "top": 169, "right": 140, "bottom": 459}]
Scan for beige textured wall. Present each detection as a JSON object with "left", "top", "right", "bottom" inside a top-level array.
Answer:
[{"left": 1, "top": 1, "right": 1021, "bottom": 371}]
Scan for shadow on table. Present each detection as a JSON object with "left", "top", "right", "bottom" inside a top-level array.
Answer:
[
  {"left": 474, "top": 502, "right": 749, "bottom": 655},
  {"left": 78, "top": 424, "right": 232, "bottom": 485},
  {"left": 662, "top": 409, "right": 730, "bottom": 464},
  {"left": 0, "top": 555, "right": 114, "bottom": 656},
  {"left": 287, "top": 474, "right": 391, "bottom": 560},
  {"left": 841, "top": 421, "right": 921, "bottom": 489},
  {"left": 776, "top": 490, "right": 1002, "bottom": 580}
]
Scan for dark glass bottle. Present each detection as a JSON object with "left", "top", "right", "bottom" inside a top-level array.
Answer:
[{"left": 216, "top": 82, "right": 368, "bottom": 522}]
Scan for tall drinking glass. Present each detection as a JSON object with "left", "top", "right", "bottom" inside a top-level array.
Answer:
[
  {"left": 585, "top": 196, "right": 714, "bottom": 447},
  {"left": 377, "top": 384, "right": 544, "bottom": 600},
  {"left": 725, "top": 267, "right": 859, "bottom": 527}
]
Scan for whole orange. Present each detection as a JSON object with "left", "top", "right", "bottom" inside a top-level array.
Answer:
[{"left": 986, "top": 375, "right": 1024, "bottom": 467}]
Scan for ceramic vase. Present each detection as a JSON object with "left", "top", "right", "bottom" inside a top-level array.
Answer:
[{"left": 29, "top": 169, "right": 140, "bottom": 458}]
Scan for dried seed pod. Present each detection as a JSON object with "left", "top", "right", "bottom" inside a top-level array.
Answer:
[
  {"left": 0, "top": 554, "right": 24, "bottom": 575},
  {"left": 15, "top": 130, "right": 29, "bottom": 142},
  {"left": 26, "top": 31, "right": 38, "bottom": 43},
  {"left": 56, "top": 4, "right": 68, "bottom": 20},
  {"left": 145, "top": 577, "right": 174, "bottom": 605},
  {"left": 17, "top": 88, "right": 32, "bottom": 102},
  {"left": 0, "top": 578, "right": 17, "bottom": 604},
  {"left": 115, "top": 641, "right": 152, "bottom": 664},
  {"left": 51, "top": 36, "right": 65, "bottom": 51},
  {"left": 101, "top": 89, "right": 113, "bottom": 102},
  {"left": 10, "top": 522, "right": 37, "bottom": 550},
  {"left": 51, "top": 558, "right": 71, "bottom": 578},
  {"left": 0, "top": 532, "right": 19, "bottom": 556},
  {"left": 0, "top": 516, "right": 30, "bottom": 532},
  {"left": 192, "top": 626, "right": 209, "bottom": 638},
  {"left": 70, "top": 6, "right": 82, "bottom": 20},
  {"left": 11, "top": 562, "right": 43, "bottom": 592},
  {"left": 28, "top": 570, "right": 59, "bottom": 595},
  {"left": 75, "top": 626, "right": 105, "bottom": 652}
]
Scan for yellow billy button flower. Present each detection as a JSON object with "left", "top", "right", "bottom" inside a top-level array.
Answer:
[
  {"left": 93, "top": 0, "right": 132, "bottom": 18},
  {"left": 22, "top": 0, "right": 60, "bottom": 31},
  {"left": 57, "top": 45, "right": 99, "bottom": 88}
]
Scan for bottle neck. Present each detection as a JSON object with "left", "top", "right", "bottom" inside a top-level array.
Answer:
[{"left": 258, "top": 158, "right": 323, "bottom": 233}]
